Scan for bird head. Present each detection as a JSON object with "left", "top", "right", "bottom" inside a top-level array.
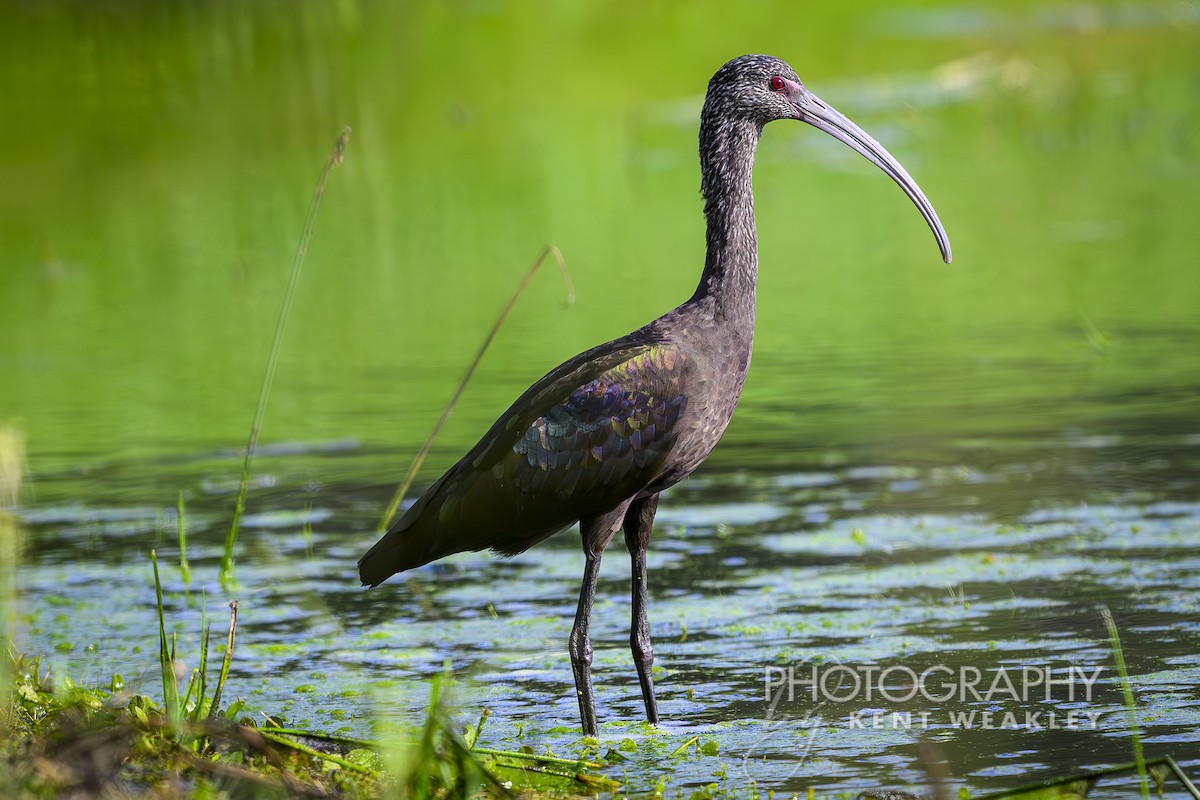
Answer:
[
  {"left": 704, "top": 54, "right": 808, "bottom": 126},
  {"left": 705, "top": 54, "right": 952, "bottom": 264}
]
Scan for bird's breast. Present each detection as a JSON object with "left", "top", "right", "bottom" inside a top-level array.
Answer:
[{"left": 655, "top": 336, "right": 753, "bottom": 487}]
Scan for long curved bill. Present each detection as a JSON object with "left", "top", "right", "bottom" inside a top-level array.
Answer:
[{"left": 793, "top": 89, "right": 952, "bottom": 264}]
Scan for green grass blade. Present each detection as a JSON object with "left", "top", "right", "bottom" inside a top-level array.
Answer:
[
  {"left": 181, "top": 668, "right": 200, "bottom": 715},
  {"left": 221, "top": 127, "right": 351, "bottom": 588},
  {"left": 208, "top": 599, "right": 238, "bottom": 718},
  {"left": 470, "top": 746, "right": 604, "bottom": 769},
  {"left": 464, "top": 707, "right": 489, "bottom": 749},
  {"left": 1164, "top": 756, "right": 1200, "bottom": 799},
  {"left": 378, "top": 244, "right": 574, "bottom": 532},
  {"left": 150, "top": 550, "right": 181, "bottom": 722},
  {"left": 0, "top": 425, "right": 25, "bottom": 737},
  {"left": 193, "top": 620, "right": 210, "bottom": 722},
  {"left": 177, "top": 491, "right": 189, "bottom": 584},
  {"left": 257, "top": 727, "right": 378, "bottom": 749},
  {"left": 259, "top": 731, "right": 382, "bottom": 777},
  {"left": 668, "top": 735, "right": 699, "bottom": 758},
  {"left": 1101, "top": 605, "right": 1149, "bottom": 800}
]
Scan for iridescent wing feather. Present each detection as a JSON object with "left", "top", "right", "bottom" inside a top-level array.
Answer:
[{"left": 358, "top": 340, "right": 691, "bottom": 584}]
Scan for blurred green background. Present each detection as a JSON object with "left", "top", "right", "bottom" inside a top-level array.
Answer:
[
  {"left": 1, "top": 0, "right": 1198, "bottom": 484},
  {"left": 3, "top": 4, "right": 1199, "bottom": 790}
]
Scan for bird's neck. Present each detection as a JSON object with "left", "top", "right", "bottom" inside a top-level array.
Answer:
[{"left": 692, "top": 115, "right": 762, "bottom": 324}]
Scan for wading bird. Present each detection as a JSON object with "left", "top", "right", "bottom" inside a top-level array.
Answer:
[{"left": 359, "top": 54, "right": 951, "bottom": 736}]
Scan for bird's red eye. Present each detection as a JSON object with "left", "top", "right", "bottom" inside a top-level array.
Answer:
[{"left": 769, "top": 76, "right": 785, "bottom": 91}]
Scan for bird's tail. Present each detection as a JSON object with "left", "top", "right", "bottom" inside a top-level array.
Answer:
[
  {"left": 359, "top": 471, "right": 460, "bottom": 587},
  {"left": 357, "top": 518, "right": 439, "bottom": 587}
]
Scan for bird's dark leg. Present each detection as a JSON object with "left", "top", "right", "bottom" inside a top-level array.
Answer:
[
  {"left": 623, "top": 493, "right": 660, "bottom": 724},
  {"left": 570, "top": 502, "right": 631, "bottom": 737}
]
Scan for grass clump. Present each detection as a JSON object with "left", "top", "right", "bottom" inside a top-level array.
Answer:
[
  {"left": 0, "top": 536, "right": 388, "bottom": 799},
  {"left": 0, "top": 643, "right": 623, "bottom": 799},
  {"left": 1, "top": 647, "right": 384, "bottom": 798},
  {"left": 1, "top": 549, "right": 620, "bottom": 799}
]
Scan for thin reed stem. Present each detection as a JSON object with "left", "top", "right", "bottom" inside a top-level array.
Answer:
[
  {"left": 222, "top": 127, "right": 351, "bottom": 588},
  {"left": 208, "top": 599, "right": 239, "bottom": 718},
  {"left": 1101, "top": 605, "right": 1149, "bottom": 800},
  {"left": 151, "top": 549, "right": 180, "bottom": 721},
  {"left": 378, "top": 244, "right": 573, "bottom": 531},
  {"left": 177, "top": 491, "right": 189, "bottom": 583}
]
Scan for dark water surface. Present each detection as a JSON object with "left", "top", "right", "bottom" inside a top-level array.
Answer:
[{"left": 3, "top": 1, "right": 1199, "bottom": 795}]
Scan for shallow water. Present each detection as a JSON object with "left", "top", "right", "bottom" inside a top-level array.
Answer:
[
  {"left": 3, "top": 0, "right": 1200, "bottom": 795},
  {"left": 13, "top": 433, "right": 1200, "bottom": 794}
]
